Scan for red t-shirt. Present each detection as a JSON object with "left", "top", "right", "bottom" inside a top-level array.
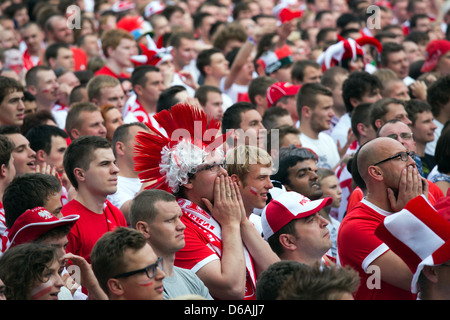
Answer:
[
  {"left": 94, "top": 65, "right": 130, "bottom": 79},
  {"left": 71, "top": 47, "right": 87, "bottom": 71},
  {"left": 62, "top": 199, "right": 127, "bottom": 263},
  {"left": 338, "top": 198, "right": 415, "bottom": 300}
]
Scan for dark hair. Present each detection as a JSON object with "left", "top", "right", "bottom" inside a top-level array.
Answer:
[
  {"left": 342, "top": 71, "right": 382, "bottom": 113},
  {"left": 194, "top": 85, "right": 222, "bottom": 106},
  {"left": 380, "top": 42, "right": 405, "bottom": 66},
  {"left": 369, "top": 97, "right": 404, "bottom": 130},
  {"left": 25, "top": 65, "right": 53, "bottom": 88},
  {"left": 427, "top": 75, "right": 450, "bottom": 117},
  {"left": 0, "top": 134, "right": 13, "bottom": 169},
  {"left": 291, "top": 60, "right": 321, "bottom": 83},
  {"left": 111, "top": 122, "right": 148, "bottom": 157},
  {"left": 403, "top": 99, "right": 432, "bottom": 125},
  {"left": 271, "top": 145, "right": 318, "bottom": 186},
  {"left": 350, "top": 102, "right": 372, "bottom": 141},
  {"left": 0, "top": 76, "right": 23, "bottom": 105},
  {"left": 63, "top": 135, "right": 112, "bottom": 190},
  {"left": 255, "top": 260, "right": 305, "bottom": 300},
  {"left": 247, "top": 76, "right": 277, "bottom": 106},
  {"left": 3, "top": 173, "right": 62, "bottom": 228},
  {"left": 221, "top": 101, "right": 255, "bottom": 134},
  {"left": 131, "top": 65, "right": 160, "bottom": 88},
  {"left": 25, "top": 124, "right": 68, "bottom": 155},
  {"left": 263, "top": 107, "right": 290, "bottom": 130},
  {"left": 44, "top": 42, "right": 70, "bottom": 64},
  {"left": 0, "top": 243, "right": 59, "bottom": 300},
  {"left": 157, "top": 85, "right": 187, "bottom": 112},
  {"left": 296, "top": 83, "right": 333, "bottom": 118},
  {"left": 435, "top": 123, "right": 450, "bottom": 174},
  {"left": 196, "top": 48, "right": 222, "bottom": 77},
  {"left": 90, "top": 227, "right": 147, "bottom": 297},
  {"left": 21, "top": 110, "right": 57, "bottom": 136}
]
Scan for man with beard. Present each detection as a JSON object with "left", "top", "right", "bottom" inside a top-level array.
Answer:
[{"left": 271, "top": 146, "right": 324, "bottom": 200}]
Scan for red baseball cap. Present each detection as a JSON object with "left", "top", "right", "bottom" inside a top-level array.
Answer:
[
  {"left": 261, "top": 191, "right": 332, "bottom": 240},
  {"left": 421, "top": 39, "right": 450, "bottom": 72},
  {"left": 267, "top": 82, "right": 301, "bottom": 107},
  {"left": 3, "top": 207, "right": 79, "bottom": 251}
]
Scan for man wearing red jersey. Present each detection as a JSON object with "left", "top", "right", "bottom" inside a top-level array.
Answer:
[
  {"left": 62, "top": 135, "right": 127, "bottom": 264},
  {"left": 338, "top": 137, "right": 429, "bottom": 300}
]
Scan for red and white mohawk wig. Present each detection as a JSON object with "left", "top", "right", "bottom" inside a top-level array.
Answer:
[{"left": 133, "top": 103, "right": 230, "bottom": 193}]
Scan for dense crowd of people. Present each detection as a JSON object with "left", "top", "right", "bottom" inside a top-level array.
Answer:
[{"left": 0, "top": 0, "right": 448, "bottom": 302}]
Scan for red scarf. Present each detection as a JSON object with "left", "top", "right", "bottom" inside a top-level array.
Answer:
[{"left": 177, "top": 198, "right": 257, "bottom": 299}]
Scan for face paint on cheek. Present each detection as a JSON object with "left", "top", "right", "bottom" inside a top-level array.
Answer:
[
  {"left": 30, "top": 280, "right": 54, "bottom": 300},
  {"left": 250, "top": 187, "right": 258, "bottom": 196},
  {"left": 138, "top": 278, "right": 154, "bottom": 287}
]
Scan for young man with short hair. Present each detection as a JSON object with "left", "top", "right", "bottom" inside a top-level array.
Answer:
[
  {"left": 25, "top": 124, "right": 68, "bottom": 176},
  {"left": 195, "top": 85, "right": 224, "bottom": 121},
  {"left": 25, "top": 66, "right": 60, "bottom": 113},
  {"left": 297, "top": 83, "right": 340, "bottom": 169},
  {"left": 87, "top": 75, "right": 126, "bottom": 113},
  {"left": 91, "top": 227, "right": 165, "bottom": 300},
  {"left": 0, "top": 125, "right": 36, "bottom": 176},
  {"left": 130, "top": 189, "right": 213, "bottom": 300},
  {"left": 261, "top": 191, "right": 334, "bottom": 267},
  {"left": 123, "top": 66, "right": 165, "bottom": 125},
  {"left": 0, "top": 76, "right": 25, "bottom": 127},
  {"left": 65, "top": 102, "right": 107, "bottom": 140},
  {"left": 62, "top": 135, "right": 127, "bottom": 263},
  {"left": 45, "top": 43, "right": 75, "bottom": 72},
  {"left": 0, "top": 135, "right": 15, "bottom": 236},
  {"left": 95, "top": 29, "right": 136, "bottom": 79},
  {"left": 404, "top": 99, "right": 437, "bottom": 177}
]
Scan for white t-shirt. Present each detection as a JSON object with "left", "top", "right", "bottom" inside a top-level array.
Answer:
[
  {"left": 299, "top": 132, "right": 340, "bottom": 169},
  {"left": 107, "top": 176, "right": 142, "bottom": 211},
  {"left": 330, "top": 112, "right": 351, "bottom": 148},
  {"left": 425, "top": 119, "right": 444, "bottom": 157},
  {"left": 219, "top": 77, "right": 248, "bottom": 104}
]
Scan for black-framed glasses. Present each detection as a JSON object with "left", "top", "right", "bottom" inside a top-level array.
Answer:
[
  {"left": 113, "top": 257, "right": 163, "bottom": 279},
  {"left": 386, "top": 132, "right": 414, "bottom": 140},
  {"left": 373, "top": 151, "right": 416, "bottom": 166}
]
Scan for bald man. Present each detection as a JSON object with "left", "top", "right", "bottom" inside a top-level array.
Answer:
[
  {"left": 338, "top": 137, "right": 429, "bottom": 300},
  {"left": 377, "top": 119, "right": 444, "bottom": 201}
]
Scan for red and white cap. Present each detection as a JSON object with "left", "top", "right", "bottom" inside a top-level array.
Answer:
[
  {"left": 131, "top": 43, "right": 173, "bottom": 67},
  {"left": 112, "top": 0, "right": 135, "bottom": 12},
  {"left": 261, "top": 191, "right": 332, "bottom": 241},
  {"left": 375, "top": 195, "right": 450, "bottom": 293},
  {"left": 421, "top": 39, "right": 450, "bottom": 72},
  {"left": 1, "top": 207, "right": 79, "bottom": 253},
  {"left": 256, "top": 45, "right": 293, "bottom": 75},
  {"left": 316, "top": 38, "right": 363, "bottom": 71},
  {"left": 144, "top": 1, "right": 165, "bottom": 18},
  {"left": 266, "top": 82, "right": 301, "bottom": 107}
]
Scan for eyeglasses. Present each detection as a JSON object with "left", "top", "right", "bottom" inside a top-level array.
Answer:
[
  {"left": 196, "top": 161, "right": 227, "bottom": 174},
  {"left": 113, "top": 257, "right": 163, "bottom": 279},
  {"left": 386, "top": 132, "right": 414, "bottom": 140},
  {"left": 373, "top": 151, "right": 416, "bottom": 166}
]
